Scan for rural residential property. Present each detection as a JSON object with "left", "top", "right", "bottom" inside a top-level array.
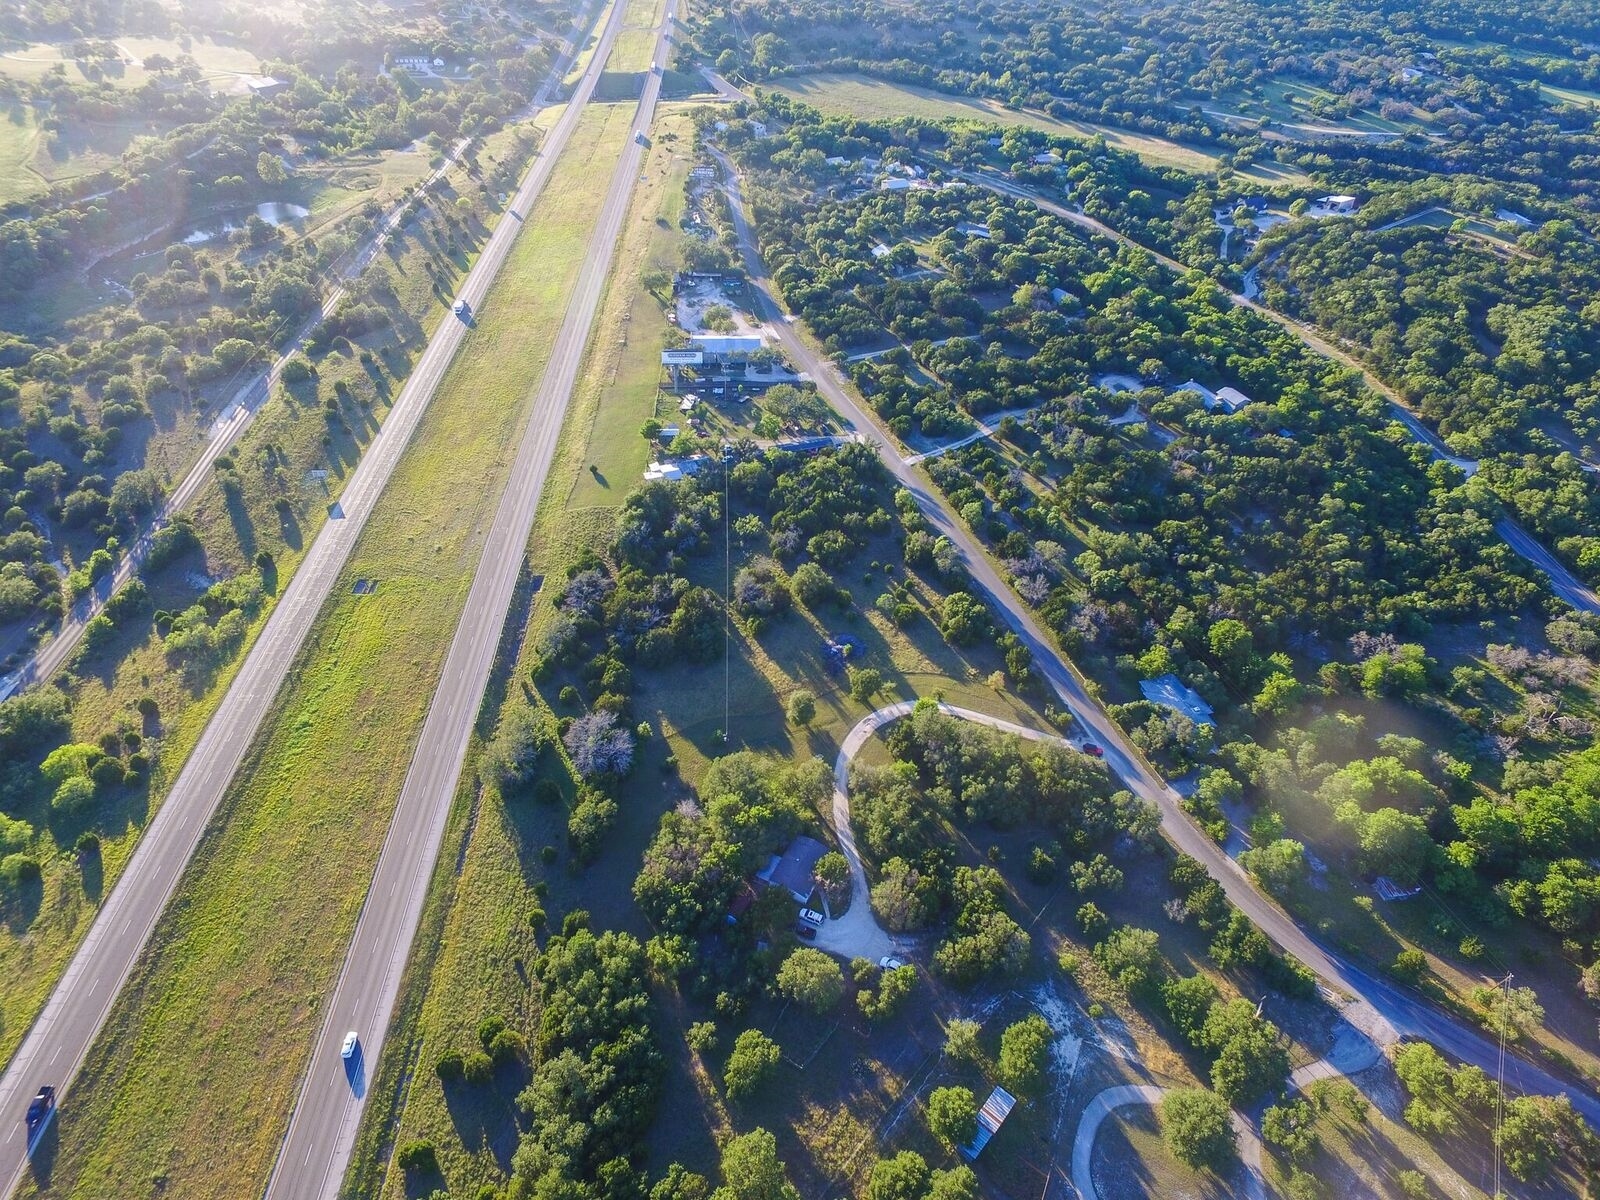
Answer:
[{"left": 0, "top": 0, "right": 1598, "bottom": 1198}]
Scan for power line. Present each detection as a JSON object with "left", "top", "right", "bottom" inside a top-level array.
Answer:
[{"left": 1493, "top": 971, "right": 1512, "bottom": 1199}]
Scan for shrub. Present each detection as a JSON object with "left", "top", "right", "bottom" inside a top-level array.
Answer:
[
  {"left": 0, "top": 854, "right": 40, "bottom": 888},
  {"left": 1390, "top": 948, "right": 1428, "bottom": 984},
  {"left": 477, "top": 1015, "right": 507, "bottom": 1049},
  {"left": 488, "top": 1028, "right": 526, "bottom": 1065},
  {"left": 462, "top": 1050, "right": 494, "bottom": 1085},
  {"left": 786, "top": 689, "right": 816, "bottom": 725},
  {"left": 434, "top": 1049, "right": 464, "bottom": 1081},
  {"left": 395, "top": 1139, "right": 437, "bottom": 1174}
]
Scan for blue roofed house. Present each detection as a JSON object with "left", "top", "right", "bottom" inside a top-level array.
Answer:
[
  {"left": 756, "top": 834, "right": 828, "bottom": 904},
  {"left": 1140, "top": 673, "right": 1215, "bottom": 726}
]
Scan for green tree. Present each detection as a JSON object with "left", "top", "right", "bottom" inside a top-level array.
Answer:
[
  {"left": 1207, "top": 618, "right": 1254, "bottom": 682},
  {"left": 1262, "top": 1098, "right": 1319, "bottom": 1161},
  {"left": 859, "top": 964, "right": 917, "bottom": 1021},
  {"left": 1161, "top": 1088, "right": 1235, "bottom": 1169},
  {"left": 786, "top": 690, "right": 816, "bottom": 725},
  {"left": 1496, "top": 1094, "right": 1592, "bottom": 1182},
  {"left": 1238, "top": 838, "right": 1307, "bottom": 896},
  {"left": 943, "top": 1018, "right": 981, "bottom": 1064},
  {"left": 849, "top": 666, "right": 884, "bottom": 704},
  {"left": 1161, "top": 974, "right": 1218, "bottom": 1048},
  {"left": 1469, "top": 984, "right": 1544, "bottom": 1042},
  {"left": 865, "top": 1151, "right": 929, "bottom": 1200},
  {"left": 926, "top": 1166, "right": 979, "bottom": 1200},
  {"left": 723, "top": 1029, "right": 780, "bottom": 1101},
  {"left": 1201, "top": 999, "right": 1289, "bottom": 1106},
  {"left": 715, "top": 1129, "right": 799, "bottom": 1200},
  {"left": 776, "top": 947, "right": 845, "bottom": 1014},
  {"left": 926, "top": 1085, "right": 979, "bottom": 1150},
  {"left": 1354, "top": 807, "right": 1434, "bottom": 884},
  {"left": 997, "top": 1014, "right": 1052, "bottom": 1096},
  {"left": 1093, "top": 925, "right": 1163, "bottom": 995}
]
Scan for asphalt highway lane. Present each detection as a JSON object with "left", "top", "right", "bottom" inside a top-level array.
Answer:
[
  {"left": 0, "top": 5, "right": 626, "bottom": 1194},
  {"left": 262, "top": 10, "right": 677, "bottom": 1200}
]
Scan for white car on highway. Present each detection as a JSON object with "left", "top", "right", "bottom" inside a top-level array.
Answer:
[{"left": 340, "top": 1031, "right": 359, "bottom": 1060}]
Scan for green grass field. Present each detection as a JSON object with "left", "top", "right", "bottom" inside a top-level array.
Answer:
[
  {"left": 20, "top": 103, "right": 637, "bottom": 1200},
  {"left": 767, "top": 73, "right": 1308, "bottom": 183},
  {"left": 1539, "top": 81, "right": 1600, "bottom": 109},
  {"left": 607, "top": 0, "right": 667, "bottom": 74},
  {"left": 0, "top": 36, "right": 262, "bottom": 90},
  {"left": 0, "top": 108, "right": 44, "bottom": 205}
]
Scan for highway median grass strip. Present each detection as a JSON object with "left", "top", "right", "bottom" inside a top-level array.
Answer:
[{"left": 23, "top": 103, "right": 637, "bottom": 1200}]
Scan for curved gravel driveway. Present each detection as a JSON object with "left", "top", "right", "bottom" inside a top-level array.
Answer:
[{"left": 815, "top": 701, "right": 1078, "bottom": 960}]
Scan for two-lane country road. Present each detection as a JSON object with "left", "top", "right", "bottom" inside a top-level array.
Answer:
[
  {"left": 262, "top": 12, "right": 679, "bottom": 1200},
  {"left": 0, "top": 3, "right": 629, "bottom": 1195},
  {"left": 711, "top": 150, "right": 1600, "bottom": 1130}
]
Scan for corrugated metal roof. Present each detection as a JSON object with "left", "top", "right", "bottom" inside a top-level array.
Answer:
[{"left": 961, "top": 1086, "right": 1017, "bottom": 1159}]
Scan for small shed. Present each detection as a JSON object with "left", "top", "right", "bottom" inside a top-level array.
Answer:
[{"left": 961, "top": 1086, "right": 1017, "bottom": 1159}]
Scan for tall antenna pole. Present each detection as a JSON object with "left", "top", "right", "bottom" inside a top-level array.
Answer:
[
  {"left": 1493, "top": 971, "right": 1512, "bottom": 1199},
  {"left": 723, "top": 439, "right": 732, "bottom": 740}
]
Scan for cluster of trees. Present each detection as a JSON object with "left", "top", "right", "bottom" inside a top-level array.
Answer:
[
  {"left": 1392, "top": 1040, "right": 1599, "bottom": 1183},
  {"left": 1254, "top": 185, "right": 1600, "bottom": 579},
  {"left": 735, "top": 100, "right": 1600, "bottom": 1050},
  {"left": 846, "top": 701, "right": 1151, "bottom": 985},
  {"left": 695, "top": 0, "right": 1600, "bottom": 200},
  {"left": 509, "top": 918, "right": 663, "bottom": 1197},
  {"left": 633, "top": 751, "right": 831, "bottom": 1001}
]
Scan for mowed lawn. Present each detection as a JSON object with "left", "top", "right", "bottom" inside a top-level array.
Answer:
[
  {"left": 23, "top": 103, "right": 637, "bottom": 1200},
  {"left": 768, "top": 73, "right": 1309, "bottom": 183},
  {"left": 607, "top": 0, "right": 668, "bottom": 75},
  {"left": 0, "top": 109, "right": 43, "bottom": 205}
]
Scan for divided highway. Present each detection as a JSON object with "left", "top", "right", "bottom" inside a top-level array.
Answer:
[
  {"left": 712, "top": 152, "right": 1600, "bottom": 1128},
  {"left": 3, "top": 116, "right": 482, "bottom": 701},
  {"left": 263, "top": 10, "right": 678, "bottom": 1200},
  {"left": 0, "top": 3, "right": 630, "bottom": 1195}
]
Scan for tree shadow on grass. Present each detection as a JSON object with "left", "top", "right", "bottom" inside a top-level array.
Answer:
[
  {"left": 439, "top": 1074, "right": 524, "bottom": 1176},
  {"left": 277, "top": 503, "right": 303, "bottom": 555},
  {"left": 0, "top": 872, "right": 42, "bottom": 935},
  {"left": 224, "top": 483, "right": 256, "bottom": 561},
  {"left": 77, "top": 842, "right": 103, "bottom": 903}
]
